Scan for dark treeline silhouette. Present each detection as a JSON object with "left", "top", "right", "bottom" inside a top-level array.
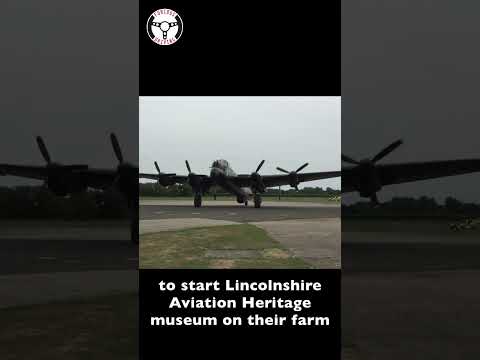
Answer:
[
  {"left": 139, "top": 182, "right": 341, "bottom": 197},
  {"left": 343, "top": 196, "right": 480, "bottom": 217},
  {"left": 0, "top": 186, "right": 129, "bottom": 219}
]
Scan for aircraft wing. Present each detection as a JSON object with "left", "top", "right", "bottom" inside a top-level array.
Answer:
[
  {"left": 263, "top": 171, "right": 341, "bottom": 188},
  {"left": 78, "top": 168, "right": 118, "bottom": 190},
  {"left": 139, "top": 173, "right": 162, "bottom": 181},
  {"left": 0, "top": 164, "right": 49, "bottom": 180},
  {"left": 0, "top": 165, "right": 117, "bottom": 190},
  {"left": 342, "top": 159, "right": 480, "bottom": 192},
  {"left": 139, "top": 173, "right": 216, "bottom": 191},
  {"left": 139, "top": 173, "right": 190, "bottom": 184},
  {"left": 228, "top": 171, "right": 341, "bottom": 188}
]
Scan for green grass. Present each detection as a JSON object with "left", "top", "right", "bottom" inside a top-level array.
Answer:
[
  {"left": 140, "top": 224, "right": 311, "bottom": 269},
  {"left": 140, "top": 196, "right": 338, "bottom": 203},
  {"left": 0, "top": 293, "right": 137, "bottom": 360}
]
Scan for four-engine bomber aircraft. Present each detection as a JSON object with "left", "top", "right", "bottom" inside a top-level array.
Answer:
[
  {"left": 0, "top": 133, "right": 139, "bottom": 243},
  {"left": 140, "top": 159, "right": 341, "bottom": 208},
  {"left": 342, "top": 139, "right": 480, "bottom": 204}
]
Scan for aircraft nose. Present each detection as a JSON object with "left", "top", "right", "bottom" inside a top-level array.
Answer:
[{"left": 211, "top": 167, "right": 222, "bottom": 178}]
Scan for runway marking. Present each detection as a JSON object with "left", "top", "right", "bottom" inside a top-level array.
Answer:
[
  {"left": 227, "top": 212, "right": 237, "bottom": 216},
  {"left": 191, "top": 212, "right": 201, "bottom": 215}
]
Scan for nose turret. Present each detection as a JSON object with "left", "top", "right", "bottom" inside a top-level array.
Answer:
[{"left": 210, "top": 166, "right": 223, "bottom": 178}]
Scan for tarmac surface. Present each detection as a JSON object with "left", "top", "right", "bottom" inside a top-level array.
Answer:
[
  {"left": 5, "top": 204, "right": 478, "bottom": 359},
  {"left": 0, "top": 221, "right": 138, "bottom": 308},
  {"left": 342, "top": 218, "right": 480, "bottom": 359},
  {"left": 0, "top": 221, "right": 137, "bottom": 275},
  {"left": 253, "top": 219, "right": 340, "bottom": 268},
  {"left": 140, "top": 199, "right": 340, "bottom": 222},
  {"left": 139, "top": 199, "right": 341, "bottom": 269},
  {"left": 0, "top": 270, "right": 138, "bottom": 309}
]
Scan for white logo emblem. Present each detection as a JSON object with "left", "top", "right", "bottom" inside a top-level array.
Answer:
[{"left": 146, "top": 9, "right": 183, "bottom": 45}]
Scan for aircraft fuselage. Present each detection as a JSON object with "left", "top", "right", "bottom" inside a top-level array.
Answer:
[{"left": 209, "top": 159, "right": 251, "bottom": 202}]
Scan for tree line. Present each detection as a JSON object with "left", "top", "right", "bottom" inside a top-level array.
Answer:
[
  {"left": 343, "top": 196, "right": 480, "bottom": 217},
  {"left": 0, "top": 186, "right": 128, "bottom": 219},
  {"left": 3, "top": 185, "right": 477, "bottom": 219}
]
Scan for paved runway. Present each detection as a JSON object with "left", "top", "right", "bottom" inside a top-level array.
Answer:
[
  {"left": 0, "top": 221, "right": 137, "bottom": 275},
  {"left": 140, "top": 199, "right": 340, "bottom": 222},
  {"left": 342, "top": 218, "right": 480, "bottom": 359},
  {"left": 1, "top": 239, "right": 137, "bottom": 275},
  {"left": 0, "top": 221, "right": 138, "bottom": 308},
  {"left": 342, "top": 218, "right": 480, "bottom": 272},
  {"left": 140, "top": 200, "right": 341, "bottom": 269}
]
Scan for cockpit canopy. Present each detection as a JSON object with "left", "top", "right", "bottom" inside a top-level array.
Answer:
[{"left": 212, "top": 159, "right": 229, "bottom": 170}]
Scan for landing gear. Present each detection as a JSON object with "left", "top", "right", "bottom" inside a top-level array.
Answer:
[
  {"left": 194, "top": 193, "right": 202, "bottom": 208},
  {"left": 254, "top": 194, "right": 262, "bottom": 208},
  {"left": 128, "top": 199, "right": 139, "bottom": 244},
  {"left": 244, "top": 200, "right": 248, "bottom": 206},
  {"left": 131, "top": 217, "right": 139, "bottom": 244}
]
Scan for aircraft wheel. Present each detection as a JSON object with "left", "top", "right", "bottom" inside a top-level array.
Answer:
[
  {"left": 131, "top": 222, "right": 139, "bottom": 244},
  {"left": 130, "top": 211, "right": 139, "bottom": 244},
  {"left": 194, "top": 194, "right": 202, "bottom": 208},
  {"left": 244, "top": 201, "right": 248, "bottom": 206},
  {"left": 254, "top": 194, "right": 262, "bottom": 208}
]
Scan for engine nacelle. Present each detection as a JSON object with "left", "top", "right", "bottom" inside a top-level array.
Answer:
[
  {"left": 158, "top": 177, "right": 176, "bottom": 187},
  {"left": 236, "top": 195, "right": 247, "bottom": 204},
  {"left": 47, "top": 179, "right": 87, "bottom": 197},
  {"left": 46, "top": 172, "right": 88, "bottom": 197}
]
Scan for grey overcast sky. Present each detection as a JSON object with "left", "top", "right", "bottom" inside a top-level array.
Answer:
[
  {"left": 140, "top": 97, "right": 341, "bottom": 190},
  {"left": 343, "top": 0, "right": 480, "bottom": 204},
  {"left": 0, "top": 0, "right": 137, "bottom": 187}
]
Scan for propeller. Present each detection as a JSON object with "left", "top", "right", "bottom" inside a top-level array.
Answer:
[
  {"left": 255, "top": 160, "right": 265, "bottom": 173},
  {"left": 250, "top": 160, "right": 266, "bottom": 192},
  {"left": 153, "top": 161, "right": 175, "bottom": 186},
  {"left": 341, "top": 139, "right": 403, "bottom": 205},
  {"left": 35, "top": 136, "right": 86, "bottom": 170},
  {"left": 341, "top": 154, "right": 360, "bottom": 165},
  {"left": 155, "top": 161, "right": 161, "bottom": 174},
  {"left": 110, "top": 133, "right": 124, "bottom": 164},
  {"left": 32, "top": 136, "right": 88, "bottom": 195},
  {"left": 371, "top": 139, "right": 403, "bottom": 163},
  {"left": 109, "top": 133, "right": 138, "bottom": 199},
  {"left": 154, "top": 161, "right": 175, "bottom": 176},
  {"left": 36, "top": 136, "right": 52, "bottom": 164},
  {"left": 342, "top": 139, "right": 403, "bottom": 165},
  {"left": 185, "top": 160, "right": 202, "bottom": 193},
  {"left": 276, "top": 162, "right": 309, "bottom": 190}
]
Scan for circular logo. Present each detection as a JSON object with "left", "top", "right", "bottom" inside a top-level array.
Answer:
[{"left": 146, "top": 9, "right": 183, "bottom": 45}]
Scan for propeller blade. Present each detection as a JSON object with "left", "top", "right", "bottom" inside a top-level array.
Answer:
[
  {"left": 341, "top": 154, "right": 360, "bottom": 164},
  {"left": 110, "top": 133, "right": 124, "bottom": 164},
  {"left": 154, "top": 161, "right": 161, "bottom": 174},
  {"left": 371, "top": 139, "right": 403, "bottom": 163},
  {"left": 185, "top": 160, "right": 192, "bottom": 174},
  {"left": 276, "top": 167, "right": 289, "bottom": 174},
  {"left": 296, "top": 162, "right": 309, "bottom": 173},
  {"left": 255, "top": 160, "right": 265, "bottom": 173},
  {"left": 36, "top": 136, "right": 51, "bottom": 164}
]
